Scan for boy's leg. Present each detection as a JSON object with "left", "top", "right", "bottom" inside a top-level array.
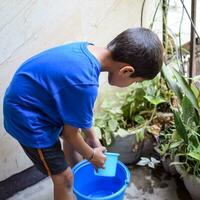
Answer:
[
  {"left": 51, "top": 167, "right": 74, "bottom": 200},
  {"left": 20, "top": 140, "right": 74, "bottom": 200}
]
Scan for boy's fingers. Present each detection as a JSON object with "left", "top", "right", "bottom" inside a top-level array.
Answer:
[
  {"left": 95, "top": 167, "right": 98, "bottom": 173},
  {"left": 101, "top": 146, "right": 107, "bottom": 152}
]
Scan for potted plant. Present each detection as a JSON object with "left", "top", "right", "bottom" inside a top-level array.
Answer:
[
  {"left": 162, "top": 64, "right": 200, "bottom": 200},
  {"left": 94, "top": 75, "right": 173, "bottom": 164}
]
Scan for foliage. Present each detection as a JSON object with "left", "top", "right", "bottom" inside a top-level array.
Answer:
[
  {"left": 94, "top": 75, "right": 173, "bottom": 147},
  {"left": 162, "top": 64, "right": 200, "bottom": 176},
  {"left": 136, "top": 157, "right": 160, "bottom": 169}
]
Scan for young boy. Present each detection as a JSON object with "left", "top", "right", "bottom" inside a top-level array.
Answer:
[{"left": 3, "top": 27, "right": 163, "bottom": 200}]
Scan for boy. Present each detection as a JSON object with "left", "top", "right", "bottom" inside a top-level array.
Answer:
[{"left": 3, "top": 27, "right": 163, "bottom": 200}]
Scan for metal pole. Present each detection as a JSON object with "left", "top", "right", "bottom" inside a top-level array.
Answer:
[
  {"left": 162, "top": 0, "right": 168, "bottom": 50},
  {"left": 189, "top": 0, "right": 197, "bottom": 78}
]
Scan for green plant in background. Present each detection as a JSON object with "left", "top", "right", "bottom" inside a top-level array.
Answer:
[
  {"left": 94, "top": 98, "right": 125, "bottom": 146},
  {"left": 94, "top": 75, "right": 174, "bottom": 147},
  {"left": 162, "top": 64, "right": 200, "bottom": 176}
]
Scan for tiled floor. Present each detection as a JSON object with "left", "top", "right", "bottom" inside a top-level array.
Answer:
[{"left": 8, "top": 165, "right": 192, "bottom": 200}]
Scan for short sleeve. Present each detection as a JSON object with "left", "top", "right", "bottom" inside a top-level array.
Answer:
[{"left": 53, "top": 84, "right": 98, "bottom": 128}]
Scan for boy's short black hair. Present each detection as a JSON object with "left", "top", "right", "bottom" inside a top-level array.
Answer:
[{"left": 107, "top": 27, "right": 163, "bottom": 79}]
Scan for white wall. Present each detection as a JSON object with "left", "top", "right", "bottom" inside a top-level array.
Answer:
[{"left": 0, "top": 0, "right": 159, "bottom": 181}]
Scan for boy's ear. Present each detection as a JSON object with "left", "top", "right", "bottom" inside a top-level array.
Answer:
[{"left": 119, "top": 66, "right": 135, "bottom": 77}]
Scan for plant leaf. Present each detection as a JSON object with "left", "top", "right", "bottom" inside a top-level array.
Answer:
[
  {"left": 108, "top": 119, "right": 118, "bottom": 132},
  {"left": 172, "top": 68, "right": 199, "bottom": 110},
  {"left": 94, "top": 127, "right": 102, "bottom": 139},
  {"left": 181, "top": 96, "right": 199, "bottom": 125},
  {"left": 115, "top": 128, "right": 130, "bottom": 137},
  {"left": 134, "top": 115, "right": 145, "bottom": 124},
  {"left": 188, "top": 151, "right": 200, "bottom": 161},
  {"left": 104, "top": 131, "right": 112, "bottom": 146},
  {"left": 144, "top": 95, "right": 166, "bottom": 105},
  {"left": 173, "top": 110, "right": 188, "bottom": 143},
  {"left": 137, "top": 157, "right": 150, "bottom": 166},
  {"left": 148, "top": 162, "right": 155, "bottom": 168},
  {"left": 169, "top": 140, "right": 183, "bottom": 149},
  {"left": 134, "top": 127, "right": 145, "bottom": 143},
  {"left": 161, "top": 64, "right": 182, "bottom": 101},
  {"left": 151, "top": 157, "right": 160, "bottom": 164}
]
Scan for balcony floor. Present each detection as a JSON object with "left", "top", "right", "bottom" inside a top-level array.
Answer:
[{"left": 8, "top": 165, "right": 192, "bottom": 200}]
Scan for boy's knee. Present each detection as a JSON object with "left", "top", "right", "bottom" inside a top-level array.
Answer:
[{"left": 52, "top": 167, "right": 73, "bottom": 188}]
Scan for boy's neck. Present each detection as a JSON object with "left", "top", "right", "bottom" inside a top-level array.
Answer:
[{"left": 87, "top": 45, "right": 120, "bottom": 72}]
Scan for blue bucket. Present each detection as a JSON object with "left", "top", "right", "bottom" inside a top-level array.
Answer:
[{"left": 72, "top": 160, "right": 130, "bottom": 200}]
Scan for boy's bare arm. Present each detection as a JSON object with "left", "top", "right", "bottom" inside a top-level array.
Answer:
[
  {"left": 82, "top": 127, "right": 102, "bottom": 148},
  {"left": 62, "top": 124, "right": 106, "bottom": 168}
]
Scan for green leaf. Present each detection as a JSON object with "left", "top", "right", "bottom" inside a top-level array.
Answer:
[
  {"left": 104, "top": 131, "right": 112, "bottom": 146},
  {"left": 94, "top": 127, "right": 102, "bottom": 139},
  {"left": 108, "top": 119, "right": 118, "bottom": 132},
  {"left": 172, "top": 68, "right": 199, "bottom": 110},
  {"left": 115, "top": 128, "right": 130, "bottom": 137},
  {"left": 169, "top": 140, "right": 183, "bottom": 149},
  {"left": 161, "top": 64, "right": 182, "bottom": 101},
  {"left": 181, "top": 96, "right": 199, "bottom": 125},
  {"left": 173, "top": 110, "right": 188, "bottom": 143},
  {"left": 94, "top": 118, "right": 106, "bottom": 128},
  {"left": 189, "top": 135, "right": 199, "bottom": 148},
  {"left": 134, "top": 115, "right": 145, "bottom": 124},
  {"left": 144, "top": 95, "right": 166, "bottom": 105},
  {"left": 135, "top": 127, "right": 145, "bottom": 142},
  {"left": 188, "top": 151, "right": 200, "bottom": 161}
]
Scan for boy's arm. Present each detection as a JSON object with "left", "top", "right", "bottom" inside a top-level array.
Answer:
[
  {"left": 62, "top": 124, "right": 106, "bottom": 168},
  {"left": 82, "top": 127, "right": 102, "bottom": 148}
]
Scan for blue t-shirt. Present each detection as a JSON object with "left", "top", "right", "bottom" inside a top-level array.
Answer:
[{"left": 3, "top": 42, "right": 101, "bottom": 148}]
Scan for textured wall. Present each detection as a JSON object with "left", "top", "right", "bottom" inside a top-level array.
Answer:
[{"left": 0, "top": 0, "right": 159, "bottom": 181}]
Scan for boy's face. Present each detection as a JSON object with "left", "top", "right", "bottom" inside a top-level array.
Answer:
[{"left": 108, "top": 71, "right": 145, "bottom": 87}]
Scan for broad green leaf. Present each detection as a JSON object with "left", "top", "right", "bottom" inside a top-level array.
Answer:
[
  {"left": 135, "top": 127, "right": 145, "bottom": 142},
  {"left": 94, "top": 118, "right": 106, "bottom": 128},
  {"left": 161, "top": 64, "right": 182, "bottom": 101},
  {"left": 160, "top": 144, "right": 170, "bottom": 156},
  {"left": 104, "top": 131, "right": 112, "bottom": 146},
  {"left": 172, "top": 68, "right": 199, "bottom": 109},
  {"left": 169, "top": 140, "right": 183, "bottom": 149},
  {"left": 189, "top": 135, "right": 199, "bottom": 148},
  {"left": 94, "top": 127, "right": 102, "bottom": 139},
  {"left": 115, "top": 128, "right": 130, "bottom": 137},
  {"left": 188, "top": 151, "right": 200, "bottom": 161},
  {"left": 181, "top": 96, "right": 199, "bottom": 125},
  {"left": 108, "top": 119, "right": 118, "bottom": 132},
  {"left": 134, "top": 115, "right": 145, "bottom": 124},
  {"left": 144, "top": 95, "right": 166, "bottom": 105},
  {"left": 173, "top": 111, "right": 188, "bottom": 143}
]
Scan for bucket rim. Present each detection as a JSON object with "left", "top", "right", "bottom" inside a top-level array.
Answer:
[{"left": 72, "top": 160, "right": 130, "bottom": 200}]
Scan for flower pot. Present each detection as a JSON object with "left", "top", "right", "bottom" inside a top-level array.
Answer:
[
  {"left": 175, "top": 156, "right": 200, "bottom": 200},
  {"left": 107, "top": 133, "right": 142, "bottom": 164},
  {"left": 161, "top": 154, "right": 177, "bottom": 176}
]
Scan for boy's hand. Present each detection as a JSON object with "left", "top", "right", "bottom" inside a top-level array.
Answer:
[{"left": 89, "top": 146, "right": 106, "bottom": 170}]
